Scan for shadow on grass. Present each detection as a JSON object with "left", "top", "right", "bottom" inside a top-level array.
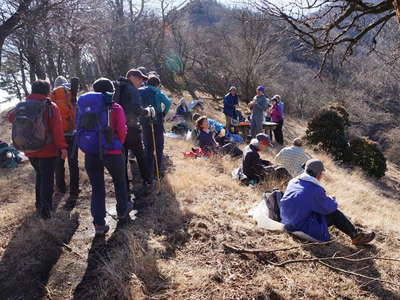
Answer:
[
  {"left": 73, "top": 174, "right": 193, "bottom": 299},
  {"left": 0, "top": 212, "right": 79, "bottom": 299},
  {"left": 305, "top": 237, "right": 398, "bottom": 299}
]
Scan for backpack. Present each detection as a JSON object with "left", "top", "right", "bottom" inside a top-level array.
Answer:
[
  {"left": 112, "top": 77, "right": 128, "bottom": 105},
  {"left": 171, "top": 122, "right": 189, "bottom": 136},
  {"left": 76, "top": 92, "right": 122, "bottom": 156},
  {"left": 263, "top": 189, "right": 283, "bottom": 222},
  {"left": 12, "top": 100, "right": 52, "bottom": 152},
  {"left": 0, "top": 142, "right": 21, "bottom": 168},
  {"left": 51, "top": 86, "right": 76, "bottom": 133}
]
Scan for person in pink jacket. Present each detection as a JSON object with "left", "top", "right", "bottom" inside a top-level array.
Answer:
[
  {"left": 79, "top": 78, "right": 131, "bottom": 235},
  {"left": 269, "top": 98, "right": 284, "bottom": 145}
]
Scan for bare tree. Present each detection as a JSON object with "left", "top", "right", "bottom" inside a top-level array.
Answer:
[{"left": 254, "top": 0, "right": 400, "bottom": 70}]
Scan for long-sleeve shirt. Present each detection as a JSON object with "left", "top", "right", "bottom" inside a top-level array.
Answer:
[
  {"left": 280, "top": 174, "right": 338, "bottom": 242},
  {"left": 147, "top": 85, "right": 171, "bottom": 115},
  {"left": 198, "top": 129, "right": 219, "bottom": 154},
  {"left": 223, "top": 93, "right": 238, "bottom": 117},
  {"left": 251, "top": 95, "right": 268, "bottom": 121},
  {"left": 118, "top": 78, "right": 147, "bottom": 127},
  {"left": 275, "top": 146, "right": 312, "bottom": 177},
  {"left": 270, "top": 104, "right": 282, "bottom": 123},
  {"left": 107, "top": 103, "right": 127, "bottom": 155},
  {"left": 242, "top": 144, "right": 271, "bottom": 181},
  {"left": 8, "top": 93, "right": 68, "bottom": 158}
]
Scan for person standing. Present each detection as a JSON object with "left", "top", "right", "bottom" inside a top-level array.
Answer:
[
  {"left": 51, "top": 76, "right": 80, "bottom": 208},
  {"left": 115, "top": 69, "right": 154, "bottom": 194},
  {"left": 223, "top": 86, "right": 239, "bottom": 132},
  {"left": 270, "top": 97, "right": 284, "bottom": 145},
  {"left": 140, "top": 76, "right": 171, "bottom": 181},
  {"left": 9, "top": 80, "right": 68, "bottom": 219},
  {"left": 249, "top": 86, "right": 268, "bottom": 137},
  {"left": 76, "top": 78, "right": 132, "bottom": 235}
]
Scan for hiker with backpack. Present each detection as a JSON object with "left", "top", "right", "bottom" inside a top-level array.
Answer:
[
  {"left": 223, "top": 86, "right": 239, "bottom": 133},
  {"left": 242, "top": 133, "right": 290, "bottom": 184},
  {"left": 275, "top": 138, "right": 312, "bottom": 177},
  {"left": 9, "top": 80, "right": 68, "bottom": 219},
  {"left": 249, "top": 86, "right": 269, "bottom": 137},
  {"left": 115, "top": 69, "right": 154, "bottom": 195},
  {"left": 280, "top": 159, "right": 376, "bottom": 245},
  {"left": 269, "top": 97, "right": 284, "bottom": 145},
  {"left": 76, "top": 78, "right": 132, "bottom": 235},
  {"left": 51, "top": 76, "right": 80, "bottom": 207},
  {"left": 140, "top": 76, "right": 171, "bottom": 182}
]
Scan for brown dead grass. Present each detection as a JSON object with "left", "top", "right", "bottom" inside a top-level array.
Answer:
[{"left": 0, "top": 101, "right": 399, "bottom": 299}]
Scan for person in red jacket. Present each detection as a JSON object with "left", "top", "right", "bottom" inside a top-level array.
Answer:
[{"left": 8, "top": 80, "right": 68, "bottom": 219}]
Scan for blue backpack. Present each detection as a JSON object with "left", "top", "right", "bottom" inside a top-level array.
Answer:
[{"left": 76, "top": 92, "right": 122, "bottom": 157}]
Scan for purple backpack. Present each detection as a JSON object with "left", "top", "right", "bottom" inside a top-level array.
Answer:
[{"left": 76, "top": 92, "right": 122, "bottom": 156}]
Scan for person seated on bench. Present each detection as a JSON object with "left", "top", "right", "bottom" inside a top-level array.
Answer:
[
  {"left": 242, "top": 133, "right": 290, "bottom": 184},
  {"left": 280, "top": 159, "right": 375, "bottom": 245}
]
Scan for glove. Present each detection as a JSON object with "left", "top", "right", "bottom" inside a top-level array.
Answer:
[{"left": 145, "top": 106, "right": 156, "bottom": 118}]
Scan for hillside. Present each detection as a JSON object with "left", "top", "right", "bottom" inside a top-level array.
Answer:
[{"left": 0, "top": 97, "right": 399, "bottom": 299}]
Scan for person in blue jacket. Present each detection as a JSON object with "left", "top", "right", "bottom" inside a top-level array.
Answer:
[
  {"left": 280, "top": 159, "right": 375, "bottom": 245},
  {"left": 140, "top": 76, "right": 171, "bottom": 181},
  {"left": 223, "top": 86, "right": 239, "bottom": 132}
]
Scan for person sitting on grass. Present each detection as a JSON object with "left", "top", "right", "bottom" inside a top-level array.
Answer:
[
  {"left": 275, "top": 138, "right": 312, "bottom": 177},
  {"left": 242, "top": 133, "right": 291, "bottom": 184},
  {"left": 191, "top": 113, "right": 224, "bottom": 144},
  {"left": 196, "top": 116, "right": 242, "bottom": 158},
  {"left": 280, "top": 159, "right": 375, "bottom": 245}
]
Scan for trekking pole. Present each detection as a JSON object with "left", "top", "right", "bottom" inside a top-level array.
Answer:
[{"left": 150, "top": 120, "right": 162, "bottom": 192}]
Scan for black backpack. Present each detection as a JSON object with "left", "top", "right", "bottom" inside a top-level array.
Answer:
[
  {"left": 12, "top": 100, "right": 52, "bottom": 152},
  {"left": 263, "top": 189, "right": 283, "bottom": 222}
]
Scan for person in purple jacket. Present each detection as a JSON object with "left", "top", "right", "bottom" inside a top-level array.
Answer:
[
  {"left": 280, "top": 159, "right": 375, "bottom": 245},
  {"left": 269, "top": 97, "right": 284, "bottom": 145}
]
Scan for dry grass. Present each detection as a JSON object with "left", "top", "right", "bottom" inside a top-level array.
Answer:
[{"left": 0, "top": 103, "right": 399, "bottom": 299}]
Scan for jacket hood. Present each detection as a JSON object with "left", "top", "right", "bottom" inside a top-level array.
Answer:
[{"left": 296, "top": 172, "right": 323, "bottom": 188}]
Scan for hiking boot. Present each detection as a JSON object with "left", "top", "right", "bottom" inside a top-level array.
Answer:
[
  {"left": 95, "top": 224, "right": 110, "bottom": 236},
  {"left": 117, "top": 201, "right": 134, "bottom": 220},
  {"left": 40, "top": 210, "right": 51, "bottom": 220},
  {"left": 352, "top": 231, "right": 376, "bottom": 246},
  {"left": 64, "top": 196, "right": 77, "bottom": 210}
]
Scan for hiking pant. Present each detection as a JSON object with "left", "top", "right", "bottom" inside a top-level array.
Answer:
[
  {"left": 143, "top": 116, "right": 164, "bottom": 180},
  {"left": 326, "top": 210, "right": 358, "bottom": 238},
  {"left": 273, "top": 120, "right": 284, "bottom": 145},
  {"left": 29, "top": 157, "right": 57, "bottom": 217},
  {"left": 225, "top": 115, "right": 232, "bottom": 132},
  {"left": 124, "top": 125, "right": 150, "bottom": 186},
  {"left": 251, "top": 116, "right": 263, "bottom": 137},
  {"left": 85, "top": 153, "right": 129, "bottom": 226},
  {"left": 55, "top": 135, "right": 79, "bottom": 195}
]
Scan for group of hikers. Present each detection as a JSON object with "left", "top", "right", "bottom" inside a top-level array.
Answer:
[
  {"left": 5, "top": 71, "right": 375, "bottom": 245},
  {"left": 8, "top": 68, "right": 171, "bottom": 235}
]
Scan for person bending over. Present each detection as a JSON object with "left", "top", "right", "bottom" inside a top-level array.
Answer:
[{"left": 280, "top": 159, "right": 375, "bottom": 245}]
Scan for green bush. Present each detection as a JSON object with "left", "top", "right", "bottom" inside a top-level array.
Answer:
[
  {"left": 349, "top": 137, "right": 387, "bottom": 178},
  {"left": 305, "top": 105, "right": 352, "bottom": 162},
  {"left": 306, "top": 104, "right": 387, "bottom": 178}
]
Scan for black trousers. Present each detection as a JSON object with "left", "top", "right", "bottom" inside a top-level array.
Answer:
[
  {"left": 29, "top": 157, "right": 57, "bottom": 216},
  {"left": 273, "top": 120, "right": 284, "bottom": 145},
  {"left": 55, "top": 135, "right": 79, "bottom": 195},
  {"left": 326, "top": 210, "right": 358, "bottom": 238},
  {"left": 124, "top": 125, "right": 150, "bottom": 188}
]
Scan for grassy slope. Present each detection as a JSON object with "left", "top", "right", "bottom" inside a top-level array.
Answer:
[{"left": 0, "top": 98, "right": 399, "bottom": 299}]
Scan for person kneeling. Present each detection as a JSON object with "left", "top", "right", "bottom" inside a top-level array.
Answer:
[
  {"left": 242, "top": 133, "right": 290, "bottom": 184},
  {"left": 280, "top": 159, "right": 375, "bottom": 245},
  {"left": 76, "top": 78, "right": 133, "bottom": 236}
]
